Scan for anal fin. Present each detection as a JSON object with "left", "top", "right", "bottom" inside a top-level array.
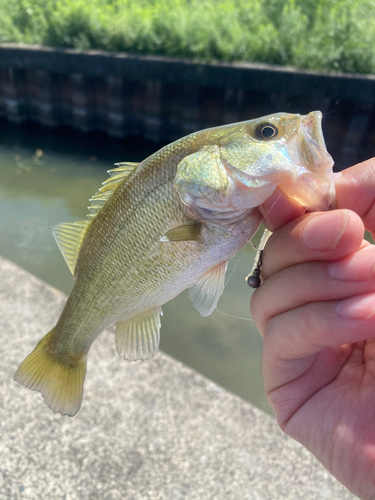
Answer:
[
  {"left": 115, "top": 307, "right": 162, "bottom": 361},
  {"left": 189, "top": 262, "right": 228, "bottom": 317}
]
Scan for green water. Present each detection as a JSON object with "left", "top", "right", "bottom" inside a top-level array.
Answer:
[{"left": 0, "top": 121, "right": 271, "bottom": 414}]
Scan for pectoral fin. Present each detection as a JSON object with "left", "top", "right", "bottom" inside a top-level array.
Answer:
[
  {"left": 188, "top": 262, "right": 228, "bottom": 317},
  {"left": 160, "top": 222, "right": 202, "bottom": 242},
  {"left": 115, "top": 307, "right": 162, "bottom": 361}
]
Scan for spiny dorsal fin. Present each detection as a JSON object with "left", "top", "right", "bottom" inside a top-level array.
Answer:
[
  {"left": 52, "top": 162, "right": 138, "bottom": 274},
  {"left": 87, "top": 162, "right": 138, "bottom": 219},
  {"left": 52, "top": 220, "right": 89, "bottom": 275},
  {"left": 188, "top": 262, "right": 228, "bottom": 317}
]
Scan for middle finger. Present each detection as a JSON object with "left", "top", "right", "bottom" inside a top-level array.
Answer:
[{"left": 251, "top": 245, "right": 375, "bottom": 334}]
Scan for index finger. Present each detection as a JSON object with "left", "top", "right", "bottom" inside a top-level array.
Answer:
[{"left": 260, "top": 209, "right": 365, "bottom": 281}]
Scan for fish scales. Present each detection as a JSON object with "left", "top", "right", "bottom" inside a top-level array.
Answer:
[
  {"left": 50, "top": 132, "right": 241, "bottom": 364},
  {"left": 14, "top": 111, "right": 336, "bottom": 415}
]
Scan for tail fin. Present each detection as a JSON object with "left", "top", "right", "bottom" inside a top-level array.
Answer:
[{"left": 14, "top": 329, "right": 87, "bottom": 417}]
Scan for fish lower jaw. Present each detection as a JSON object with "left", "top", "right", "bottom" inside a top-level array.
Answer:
[{"left": 278, "top": 171, "right": 335, "bottom": 212}]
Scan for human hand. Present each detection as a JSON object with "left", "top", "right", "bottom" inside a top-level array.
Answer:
[{"left": 251, "top": 159, "right": 375, "bottom": 499}]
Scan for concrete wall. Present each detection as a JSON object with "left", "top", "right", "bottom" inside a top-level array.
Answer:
[{"left": 0, "top": 43, "right": 374, "bottom": 167}]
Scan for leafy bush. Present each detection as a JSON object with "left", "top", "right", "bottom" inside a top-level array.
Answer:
[{"left": 0, "top": 0, "right": 374, "bottom": 74}]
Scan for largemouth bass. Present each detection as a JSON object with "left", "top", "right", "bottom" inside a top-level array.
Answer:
[{"left": 15, "top": 111, "right": 335, "bottom": 416}]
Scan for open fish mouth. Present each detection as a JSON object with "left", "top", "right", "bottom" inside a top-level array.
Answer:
[
  {"left": 282, "top": 111, "right": 335, "bottom": 211},
  {"left": 284, "top": 111, "right": 333, "bottom": 171},
  {"left": 300, "top": 111, "right": 333, "bottom": 171},
  {"left": 303, "top": 111, "right": 326, "bottom": 148}
]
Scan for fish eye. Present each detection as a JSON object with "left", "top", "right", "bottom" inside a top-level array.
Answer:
[{"left": 255, "top": 122, "right": 278, "bottom": 140}]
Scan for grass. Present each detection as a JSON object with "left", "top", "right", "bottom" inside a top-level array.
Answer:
[{"left": 0, "top": 0, "right": 374, "bottom": 74}]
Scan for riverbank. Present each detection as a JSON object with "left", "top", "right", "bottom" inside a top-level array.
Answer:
[{"left": 1, "top": 44, "right": 374, "bottom": 168}]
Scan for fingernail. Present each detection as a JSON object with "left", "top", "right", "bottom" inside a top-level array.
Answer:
[
  {"left": 336, "top": 293, "right": 375, "bottom": 320},
  {"left": 302, "top": 211, "right": 349, "bottom": 251},
  {"left": 329, "top": 245, "right": 375, "bottom": 281}
]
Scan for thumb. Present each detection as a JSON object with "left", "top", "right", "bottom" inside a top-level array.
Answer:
[{"left": 259, "top": 187, "right": 306, "bottom": 232}]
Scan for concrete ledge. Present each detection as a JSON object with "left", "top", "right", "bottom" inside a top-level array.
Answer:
[{"left": 0, "top": 256, "right": 356, "bottom": 499}]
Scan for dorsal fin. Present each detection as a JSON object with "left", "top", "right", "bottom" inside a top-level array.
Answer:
[
  {"left": 52, "top": 162, "right": 138, "bottom": 275},
  {"left": 52, "top": 220, "right": 89, "bottom": 275},
  {"left": 87, "top": 162, "right": 138, "bottom": 219}
]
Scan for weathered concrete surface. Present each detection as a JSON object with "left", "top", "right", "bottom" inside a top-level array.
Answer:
[{"left": 0, "top": 256, "right": 357, "bottom": 500}]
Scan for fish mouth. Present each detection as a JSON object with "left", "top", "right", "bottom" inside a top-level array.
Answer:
[
  {"left": 174, "top": 110, "right": 336, "bottom": 229},
  {"left": 302, "top": 111, "right": 327, "bottom": 152},
  {"left": 286, "top": 111, "right": 333, "bottom": 172},
  {"left": 283, "top": 111, "right": 336, "bottom": 211}
]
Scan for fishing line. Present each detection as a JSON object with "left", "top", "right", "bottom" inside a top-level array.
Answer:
[
  {"left": 223, "top": 264, "right": 237, "bottom": 289},
  {"left": 215, "top": 245, "right": 254, "bottom": 321},
  {"left": 236, "top": 191, "right": 283, "bottom": 258},
  {"left": 258, "top": 191, "right": 283, "bottom": 226},
  {"left": 223, "top": 243, "right": 249, "bottom": 288},
  {"left": 323, "top": 106, "right": 343, "bottom": 118},
  {"left": 216, "top": 192, "right": 284, "bottom": 321},
  {"left": 214, "top": 190, "right": 315, "bottom": 322},
  {"left": 214, "top": 308, "right": 254, "bottom": 321}
]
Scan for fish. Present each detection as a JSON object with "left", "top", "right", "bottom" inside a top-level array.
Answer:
[{"left": 14, "top": 111, "right": 335, "bottom": 416}]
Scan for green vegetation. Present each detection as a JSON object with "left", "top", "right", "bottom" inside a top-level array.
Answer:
[{"left": 1, "top": 0, "right": 374, "bottom": 74}]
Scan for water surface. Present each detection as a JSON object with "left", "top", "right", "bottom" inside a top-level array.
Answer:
[{"left": 0, "top": 121, "right": 271, "bottom": 414}]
